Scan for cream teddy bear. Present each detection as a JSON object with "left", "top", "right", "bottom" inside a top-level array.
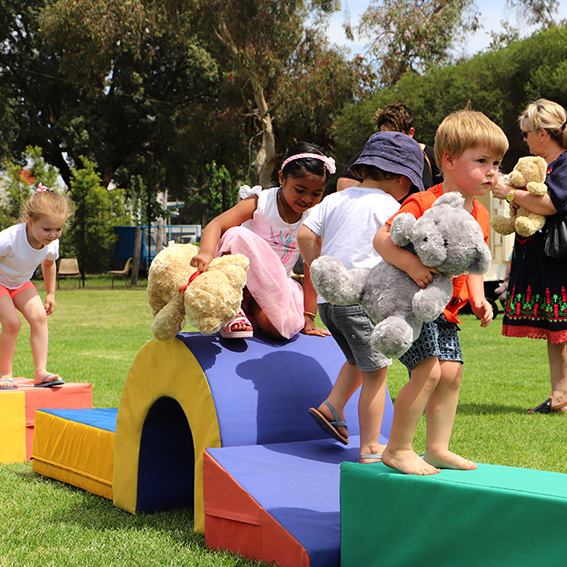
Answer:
[
  {"left": 490, "top": 156, "right": 548, "bottom": 237},
  {"left": 147, "top": 243, "right": 249, "bottom": 341}
]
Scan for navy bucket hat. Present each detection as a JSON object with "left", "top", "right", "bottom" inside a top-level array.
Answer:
[{"left": 352, "top": 131, "right": 425, "bottom": 192}]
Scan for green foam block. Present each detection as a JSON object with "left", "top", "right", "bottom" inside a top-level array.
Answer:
[{"left": 341, "top": 462, "right": 567, "bottom": 567}]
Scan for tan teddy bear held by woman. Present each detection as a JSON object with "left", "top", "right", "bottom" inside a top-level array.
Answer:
[{"left": 490, "top": 156, "right": 548, "bottom": 237}]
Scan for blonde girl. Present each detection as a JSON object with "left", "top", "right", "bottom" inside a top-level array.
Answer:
[{"left": 0, "top": 184, "right": 74, "bottom": 389}]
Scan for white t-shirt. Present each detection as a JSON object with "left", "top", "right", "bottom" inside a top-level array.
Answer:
[
  {"left": 241, "top": 186, "right": 310, "bottom": 276},
  {"left": 303, "top": 185, "right": 400, "bottom": 302},
  {"left": 0, "top": 223, "right": 59, "bottom": 288}
]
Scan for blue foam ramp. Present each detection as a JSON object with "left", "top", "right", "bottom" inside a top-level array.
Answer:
[{"left": 204, "top": 434, "right": 378, "bottom": 567}]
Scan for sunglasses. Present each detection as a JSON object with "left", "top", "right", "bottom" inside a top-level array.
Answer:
[{"left": 522, "top": 130, "right": 531, "bottom": 138}]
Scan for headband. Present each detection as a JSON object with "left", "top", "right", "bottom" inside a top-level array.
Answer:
[
  {"left": 280, "top": 153, "right": 336, "bottom": 175},
  {"left": 36, "top": 183, "right": 49, "bottom": 192}
]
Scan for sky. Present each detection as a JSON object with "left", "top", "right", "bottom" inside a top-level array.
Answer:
[{"left": 326, "top": 0, "right": 567, "bottom": 58}]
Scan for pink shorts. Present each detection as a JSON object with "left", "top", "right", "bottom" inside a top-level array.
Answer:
[{"left": 0, "top": 281, "right": 36, "bottom": 298}]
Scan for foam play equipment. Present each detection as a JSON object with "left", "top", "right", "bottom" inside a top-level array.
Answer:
[
  {"left": 113, "top": 332, "right": 391, "bottom": 533},
  {"left": 340, "top": 461, "right": 567, "bottom": 567},
  {"left": 1, "top": 379, "right": 92, "bottom": 463},
  {"left": 204, "top": 434, "right": 383, "bottom": 567},
  {"left": 0, "top": 391, "right": 27, "bottom": 463},
  {"left": 32, "top": 408, "right": 116, "bottom": 499},
  {"left": 32, "top": 332, "right": 392, "bottom": 539}
]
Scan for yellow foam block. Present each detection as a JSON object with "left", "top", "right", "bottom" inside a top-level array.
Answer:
[
  {"left": 32, "top": 411, "right": 114, "bottom": 500},
  {"left": 0, "top": 391, "right": 26, "bottom": 463},
  {"left": 113, "top": 338, "right": 220, "bottom": 533}
]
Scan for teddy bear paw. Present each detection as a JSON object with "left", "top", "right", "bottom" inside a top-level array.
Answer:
[{"left": 370, "top": 317, "right": 414, "bottom": 359}]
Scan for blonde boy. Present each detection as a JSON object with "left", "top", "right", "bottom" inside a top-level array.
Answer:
[{"left": 374, "top": 110, "right": 509, "bottom": 475}]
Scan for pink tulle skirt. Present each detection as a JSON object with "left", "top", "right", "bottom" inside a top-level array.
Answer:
[{"left": 216, "top": 227, "right": 304, "bottom": 339}]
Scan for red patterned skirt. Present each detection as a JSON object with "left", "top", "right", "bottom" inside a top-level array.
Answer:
[{"left": 502, "top": 230, "right": 567, "bottom": 343}]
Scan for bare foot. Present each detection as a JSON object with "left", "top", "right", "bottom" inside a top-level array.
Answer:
[
  {"left": 551, "top": 399, "right": 567, "bottom": 413},
  {"left": 382, "top": 447, "right": 440, "bottom": 475},
  {"left": 424, "top": 450, "right": 477, "bottom": 471}
]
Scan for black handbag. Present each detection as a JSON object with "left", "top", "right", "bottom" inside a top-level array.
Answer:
[{"left": 544, "top": 214, "right": 567, "bottom": 259}]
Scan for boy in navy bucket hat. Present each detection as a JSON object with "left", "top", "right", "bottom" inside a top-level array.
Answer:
[
  {"left": 298, "top": 131, "right": 425, "bottom": 463},
  {"left": 352, "top": 130, "right": 425, "bottom": 196}
]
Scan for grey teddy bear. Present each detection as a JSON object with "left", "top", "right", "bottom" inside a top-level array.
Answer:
[{"left": 310, "top": 192, "right": 492, "bottom": 359}]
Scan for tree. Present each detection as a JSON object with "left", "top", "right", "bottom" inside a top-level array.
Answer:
[
  {"left": 0, "top": 146, "right": 61, "bottom": 230},
  {"left": 353, "top": 0, "right": 562, "bottom": 88},
  {"left": 64, "top": 158, "right": 132, "bottom": 273},
  {"left": 1, "top": 0, "right": 358, "bottom": 223},
  {"left": 187, "top": 161, "right": 237, "bottom": 226},
  {"left": 331, "top": 24, "right": 567, "bottom": 173},
  {"left": 356, "top": 0, "right": 481, "bottom": 87},
  {"left": 0, "top": 0, "right": 220, "bottom": 199},
  {"left": 506, "top": 0, "right": 559, "bottom": 25},
  {"left": 196, "top": 0, "right": 358, "bottom": 186}
]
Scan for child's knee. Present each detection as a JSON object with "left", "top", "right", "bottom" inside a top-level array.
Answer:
[
  {"left": 440, "top": 362, "right": 463, "bottom": 389},
  {"left": 1, "top": 314, "right": 21, "bottom": 335},
  {"left": 27, "top": 309, "right": 48, "bottom": 328}
]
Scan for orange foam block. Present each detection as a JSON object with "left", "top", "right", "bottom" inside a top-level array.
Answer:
[{"left": 7, "top": 379, "right": 93, "bottom": 461}]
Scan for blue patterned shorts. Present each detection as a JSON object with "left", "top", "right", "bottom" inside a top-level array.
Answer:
[
  {"left": 399, "top": 316, "right": 462, "bottom": 371},
  {"left": 319, "top": 303, "right": 392, "bottom": 372}
]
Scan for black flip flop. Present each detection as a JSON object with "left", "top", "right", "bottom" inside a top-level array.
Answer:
[{"left": 527, "top": 398, "right": 552, "bottom": 414}]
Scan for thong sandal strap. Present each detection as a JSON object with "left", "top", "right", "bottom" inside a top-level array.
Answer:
[{"left": 323, "top": 400, "right": 347, "bottom": 428}]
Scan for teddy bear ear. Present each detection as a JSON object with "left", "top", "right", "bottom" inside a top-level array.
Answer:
[
  {"left": 433, "top": 192, "right": 464, "bottom": 209},
  {"left": 390, "top": 213, "right": 416, "bottom": 247}
]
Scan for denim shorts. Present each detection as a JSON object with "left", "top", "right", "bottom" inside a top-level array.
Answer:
[
  {"left": 319, "top": 303, "right": 392, "bottom": 372},
  {"left": 399, "top": 316, "right": 462, "bottom": 371}
]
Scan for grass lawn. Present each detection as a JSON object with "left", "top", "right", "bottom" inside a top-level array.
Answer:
[{"left": 1, "top": 276, "right": 565, "bottom": 565}]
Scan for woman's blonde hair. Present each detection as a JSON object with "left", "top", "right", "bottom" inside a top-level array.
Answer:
[
  {"left": 434, "top": 110, "right": 509, "bottom": 167},
  {"left": 19, "top": 187, "right": 75, "bottom": 226},
  {"left": 519, "top": 98, "right": 567, "bottom": 149}
]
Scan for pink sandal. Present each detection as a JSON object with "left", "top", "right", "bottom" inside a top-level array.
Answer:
[{"left": 220, "top": 311, "right": 254, "bottom": 339}]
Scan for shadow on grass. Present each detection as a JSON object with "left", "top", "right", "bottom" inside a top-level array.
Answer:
[
  {"left": 17, "top": 468, "right": 198, "bottom": 541},
  {"left": 457, "top": 402, "right": 527, "bottom": 416}
]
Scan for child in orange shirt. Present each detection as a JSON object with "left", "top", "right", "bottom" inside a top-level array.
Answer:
[{"left": 374, "top": 110, "right": 509, "bottom": 475}]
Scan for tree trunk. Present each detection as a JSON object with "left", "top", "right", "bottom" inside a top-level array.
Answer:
[
  {"left": 131, "top": 226, "right": 142, "bottom": 286},
  {"left": 253, "top": 82, "right": 277, "bottom": 188}
]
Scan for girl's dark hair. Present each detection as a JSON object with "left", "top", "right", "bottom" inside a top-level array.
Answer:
[{"left": 280, "top": 142, "right": 332, "bottom": 183}]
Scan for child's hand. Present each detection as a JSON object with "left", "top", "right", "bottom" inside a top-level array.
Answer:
[
  {"left": 190, "top": 253, "right": 213, "bottom": 272},
  {"left": 407, "top": 256, "right": 441, "bottom": 289},
  {"left": 44, "top": 294, "right": 56, "bottom": 316},
  {"left": 302, "top": 314, "right": 331, "bottom": 337},
  {"left": 492, "top": 178, "right": 512, "bottom": 200},
  {"left": 471, "top": 298, "right": 493, "bottom": 327}
]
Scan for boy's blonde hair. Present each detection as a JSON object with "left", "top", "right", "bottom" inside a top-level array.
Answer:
[
  {"left": 434, "top": 110, "right": 509, "bottom": 167},
  {"left": 519, "top": 98, "right": 567, "bottom": 149},
  {"left": 19, "top": 187, "right": 75, "bottom": 226}
]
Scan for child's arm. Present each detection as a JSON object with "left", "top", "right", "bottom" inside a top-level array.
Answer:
[
  {"left": 298, "top": 226, "right": 330, "bottom": 337},
  {"left": 466, "top": 274, "right": 493, "bottom": 327},
  {"left": 374, "top": 224, "right": 440, "bottom": 288},
  {"left": 42, "top": 259, "right": 57, "bottom": 316},
  {"left": 191, "top": 197, "right": 258, "bottom": 271}
]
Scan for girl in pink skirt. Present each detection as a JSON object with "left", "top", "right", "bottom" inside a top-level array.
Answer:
[{"left": 190, "top": 143, "right": 334, "bottom": 339}]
